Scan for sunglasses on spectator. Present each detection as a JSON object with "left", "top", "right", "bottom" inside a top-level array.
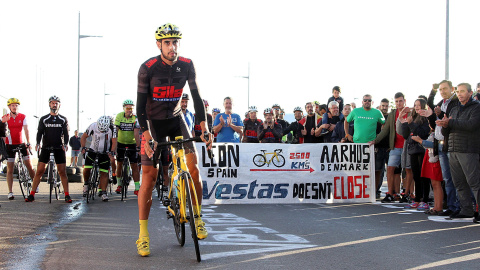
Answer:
[{"left": 363, "top": 99, "right": 372, "bottom": 102}]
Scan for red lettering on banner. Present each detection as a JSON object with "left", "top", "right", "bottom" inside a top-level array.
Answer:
[
  {"left": 334, "top": 175, "right": 370, "bottom": 200},
  {"left": 290, "top": 152, "right": 311, "bottom": 159},
  {"left": 355, "top": 175, "right": 362, "bottom": 198},
  {"left": 363, "top": 175, "right": 370, "bottom": 198},
  {"left": 347, "top": 176, "right": 354, "bottom": 199}
]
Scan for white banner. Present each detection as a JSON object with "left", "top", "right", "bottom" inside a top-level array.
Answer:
[{"left": 196, "top": 143, "right": 375, "bottom": 204}]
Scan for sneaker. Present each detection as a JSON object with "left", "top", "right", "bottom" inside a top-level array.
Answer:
[
  {"left": 102, "top": 193, "right": 109, "bottom": 202},
  {"left": 381, "top": 193, "right": 394, "bottom": 203},
  {"left": 404, "top": 202, "right": 419, "bottom": 209},
  {"left": 196, "top": 218, "right": 208, "bottom": 240},
  {"left": 136, "top": 237, "right": 150, "bottom": 257},
  {"left": 438, "top": 209, "right": 454, "bottom": 216},
  {"left": 25, "top": 194, "right": 35, "bottom": 202},
  {"left": 83, "top": 186, "right": 88, "bottom": 197},
  {"left": 116, "top": 186, "right": 122, "bottom": 194},
  {"left": 65, "top": 195, "right": 72, "bottom": 203},
  {"left": 417, "top": 202, "right": 430, "bottom": 210},
  {"left": 399, "top": 193, "right": 409, "bottom": 203},
  {"left": 134, "top": 190, "right": 139, "bottom": 196},
  {"left": 8, "top": 192, "right": 14, "bottom": 200}
]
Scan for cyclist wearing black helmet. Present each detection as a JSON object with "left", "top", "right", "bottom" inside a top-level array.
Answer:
[
  {"left": 136, "top": 23, "right": 213, "bottom": 257},
  {"left": 26, "top": 96, "right": 72, "bottom": 203}
]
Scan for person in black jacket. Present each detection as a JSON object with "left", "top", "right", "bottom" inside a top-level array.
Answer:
[
  {"left": 398, "top": 98, "right": 431, "bottom": 210},
  {"left": 283, "top": 106, "right": 304, "bottom": 144},
  {"left": 425, "top": 80, "right": 461, "bottom": 217},
  {"left": 242, "top": 106, "right": 262, "bottom": 143},
  {"left": 258, "top": 108, "right": 282, "bottom": 143},
  {"left": 438, "top": 83, "right": 480, "bottom": 222}
]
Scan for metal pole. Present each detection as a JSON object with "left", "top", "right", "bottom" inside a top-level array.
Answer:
[
  {"left": 445, "top": 0, "right": 449, "bottom": 80},
  {"left": 104, "top": 83, "right": 106, "bottom": 115},
  {"left": 77, "top": 11, "right": 81, "bottom": 132},
  {"left": 247, "top": 62, "right": 250, "bottom": 109}
]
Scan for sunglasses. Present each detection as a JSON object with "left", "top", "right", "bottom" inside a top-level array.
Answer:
[{"left": 363, "top": 99, "right": 372, "bottom": 102}]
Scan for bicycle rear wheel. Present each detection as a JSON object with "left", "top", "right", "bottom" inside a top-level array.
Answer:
[
  {"left": 18, "top": 163, "right": 29, "bottom": 199},
  {"left": 87, "top": 168, "right": 97, "bottom": 203},
  {"left": 185, "top": 174, "right": 201, "bottom": 262}
]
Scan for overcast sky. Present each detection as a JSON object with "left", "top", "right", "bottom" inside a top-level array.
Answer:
[{"left": 1, "top": 0, "right": 479, "bottom": 130}]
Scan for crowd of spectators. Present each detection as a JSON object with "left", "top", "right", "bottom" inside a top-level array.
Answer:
[{"left": 207, "top": 83, "right": 480, "bottom": 223}]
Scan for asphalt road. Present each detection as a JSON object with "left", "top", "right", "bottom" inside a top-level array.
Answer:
[{"left": 1, "top": 175, "right": 480, "bottom": 270}]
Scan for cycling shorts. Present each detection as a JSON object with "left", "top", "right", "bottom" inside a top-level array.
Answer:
[
  {"left": 116, "top": 143, "right": 138, "bottom": 163},
  {"left": 140, "top": 115, "right": 195, "bottom": 167},
  {"left": 6, "top": 144, "right": 30, "bottom": 162},
  {"left": 84, "top": 152, "right": 110, "bottom": 173},
  {"left": 39, "top": 147, "right": 66, "bottom": 164}
]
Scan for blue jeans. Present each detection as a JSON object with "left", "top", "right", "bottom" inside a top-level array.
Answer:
[{"left": 440, "top": 144, "right": 460, "bottom": 212}]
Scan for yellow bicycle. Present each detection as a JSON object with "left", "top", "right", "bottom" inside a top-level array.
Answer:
[
  {"left": 253, "top": 149, "right": 286, "bottom": 167},
  {"left": 153, "top": 135, "right": 209, "bottom": 262}
]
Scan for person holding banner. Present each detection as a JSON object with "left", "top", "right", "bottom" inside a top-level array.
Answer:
[{"left": 258, "top": 108, "right": 282, "bottom": 143}]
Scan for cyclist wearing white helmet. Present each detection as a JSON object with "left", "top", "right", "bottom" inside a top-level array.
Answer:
[
  {"left": 81, "top": 116, "right": 117, "bottom": 202},
  {"left": 114, "top": 99, "right": 141, "bottom": 195},
  {"left": 242, "top": 106, "right": 262, "bottom": 143},
  {"left": 258, "top": 108, "right": 282, "bottom": 143},
  {"left": 282, "top": 106, "right": 304, "bottom": 144},
  {"left": 27, "top": 96, "right": 71, "bottom": 203}
]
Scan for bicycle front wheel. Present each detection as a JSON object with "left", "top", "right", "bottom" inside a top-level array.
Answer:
[
  {"left": 272, "top": 154, "right": 286, "bottom": 167},
  {"left": 48, "top": 164, "right": 54, "bottom": 204},
  {"left": 171, "top": 196, "right": 185, "bottom": 246},
  {"left": 185, "top": 174, "right": 201, "bottom": 262},
  {"left": 18, "top": 163, "right": 29, "bottom": 199}
]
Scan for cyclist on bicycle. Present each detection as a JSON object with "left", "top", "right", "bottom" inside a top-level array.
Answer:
[
  {"left": 26, "top": 96, "right": 72, "bottom": 203},
  {"left": 136, "top": 23, "right": 213, "bottom": 257},
  {"left": 81, "top": 116, "right": 117, "bottom": 202},
  {"left": 258, "top": 108, "right": 282, "bottom": 143},
  {"left": 1, "top": 98, "right": 36, "bottom": 200},
  {"left": 114, "top": 99, "right": 141, "bottom": 195}
]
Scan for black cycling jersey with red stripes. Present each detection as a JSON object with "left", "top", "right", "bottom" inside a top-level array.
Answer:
[
  {"left": 242, "top": 118, "right": 263, "bottom": 143},
  {"left": 137, "top": 55, "right": 206, "bottom": 133}
]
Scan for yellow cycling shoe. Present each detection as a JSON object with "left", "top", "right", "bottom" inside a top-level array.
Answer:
[
  {"left": 136, "top": 237, "right": 150, "bottom": 257},
  {"left": 196, "top": 219, "right": 208, "bottom": 240}
]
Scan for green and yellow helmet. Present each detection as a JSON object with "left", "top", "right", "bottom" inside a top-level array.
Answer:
[
  {"left": 7, "top": 98, "right": 20, "bottom": 106},
  {"left": 155, "top": 23, "right": 182, "bottom": 40}
]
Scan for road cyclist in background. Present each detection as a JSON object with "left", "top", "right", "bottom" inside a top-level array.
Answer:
[
  {"left": 1, "top": 98, "right": 36, "bottom": 200},
  {"left": 81, "top": 116, "right": 117, "bottom": 202},
  {"left": 114, "top": 99, "right": 141, "bottom": 195},
  {"left": 26, "top": 96, "right": 72, "bottom": 203}
]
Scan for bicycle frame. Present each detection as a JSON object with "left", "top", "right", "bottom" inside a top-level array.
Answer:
[
  {"left": 167, "top": 138, "right": 200, "bottom": 224},
  {"left": 13, "top": 147, "right": 31, "bottom": 199}
]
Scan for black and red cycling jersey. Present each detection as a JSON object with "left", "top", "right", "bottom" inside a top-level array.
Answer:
[
  {"left": 136, "top": 55, "right": 206, "bottom": 133},
  {"left": 258, "top": 122, "right": 282, "bottom": 143},
  {"left": 36, "top": 114, "right": 69, "bottom": 148},
  {"left": 194, "top": 113, "right": 213, "bottom": 137},
  {"left": 242, "top": 118, "right": 263, "bottom": 143}
]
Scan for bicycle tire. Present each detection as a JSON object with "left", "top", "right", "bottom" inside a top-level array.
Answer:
[
  {"left": 185, "top": 174, "right": 201, "bottom": 262},
  {"left": 253, "top": 154, "right": 267, "bottom": 167},
  {"left": 48, "top": 164, "right": 54, "bottom": 204},
  {"left": 87, "top": 167, "right": 97, "bottom": 203},
  {"left": 18, "top": 162, "right": 29, "bottom": 199},
  {"left": 121, "top": 160, "right": 129, "bottom": 201},
  {"left": 171, "top": 196, "right": 185, "bottom": 246},
  {"left": 272, "top": 154, "right": 286, "bottom": 167},
  {"left": 55, "top": 171, "right": 60, "bottom": 200}
]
